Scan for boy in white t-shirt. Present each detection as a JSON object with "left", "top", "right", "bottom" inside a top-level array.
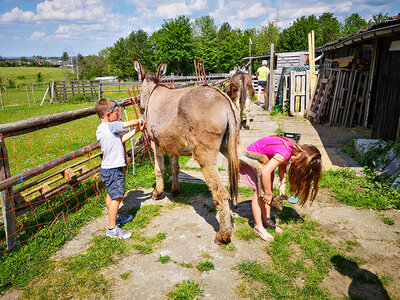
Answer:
[{"left": 95, "top": 98, "right": 145, "bottom": 239}]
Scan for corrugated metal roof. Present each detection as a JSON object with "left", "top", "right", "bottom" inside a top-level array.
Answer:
[{"left": 317, "top": 14, "right": 400, "bottom": 52}]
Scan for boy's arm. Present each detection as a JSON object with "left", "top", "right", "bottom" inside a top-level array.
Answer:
[
  {"left": 123, "top": 118, "right": 144, "bottom": 129},
  {"left": 121, "top": 126, "right": 140, "bottom": 143}
]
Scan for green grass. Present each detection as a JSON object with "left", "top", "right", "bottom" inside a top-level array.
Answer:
[
  {"left": 0, "top": 67, "right": 74, "bottom": 86},
  {"left": 178, "top": 262, "right": 193, "bottom": 268},
  {"left": 167, "top": 280, "right": 204, "bottom": 300},
  {"left": 196, "top": 261, "right": 214, "bottom": 272},
  {"left": 120, "top": 271, "right": 132, "bottom": 280},
  {"left": 234, "top": 227, "right": 257, "bottom": 241},
  {"left": 320, "top": 168, "right": 400, "bottom": 209},
  {"left": 158, "top": 255, "right": 171, "bottom": 264}
]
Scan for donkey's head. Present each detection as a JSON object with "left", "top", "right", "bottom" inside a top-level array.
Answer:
[{"left": 133, "top": 59, "right": 168, "bottom": 111}]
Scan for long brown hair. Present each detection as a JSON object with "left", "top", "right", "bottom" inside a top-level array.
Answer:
[{"left": 288, "top": 144, "right": 322, "bottom": 206}]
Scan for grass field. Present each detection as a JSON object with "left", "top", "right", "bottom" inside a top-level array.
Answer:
[{"left": 0, "top": 67, "right": 74, "bottom": 86}]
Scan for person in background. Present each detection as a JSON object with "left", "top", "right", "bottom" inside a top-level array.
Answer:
[
  {"left": 95, "top": 98, "right": 146, "bottom": 239},
  {"left": 239, "top": 135, "right": 322, "bottom": 242},
  {"left": 256, "top": 60, "right": 270, "bottom": 101}
]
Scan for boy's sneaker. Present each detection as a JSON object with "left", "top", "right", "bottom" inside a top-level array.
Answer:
[
  {"left": 106, "top": 225, "right": 131, "bottom": 239},
  {"left": 116, "top": 214, "right": 133, "bottom": 226}
]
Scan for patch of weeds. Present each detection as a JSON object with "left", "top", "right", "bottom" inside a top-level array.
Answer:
[
  {"left": 326, "top": 229, "right": 338, "bottom": 234},
  {"left": 166, "top": 280, "right": 204, "bottom": 299},
  {"left": 219, "top": 243, "right": 236, "bottom": 252},
  {"left": 235, "top": 218, "right": 340, "bottom": 299},
  {"left": 379, "top": 275, "right": 393, "bottom": 286},
  {"left": 234, "top": 227, "right": 257, "bottom": 241},
  {"left": 274, "top": 127, "right": 284, "bottom": 134},
  {"left": 349, "top": 256, "right": 367, "bottom": 266},
  {"left": 124, "top": 204, "right": 162, "bottom": 230},
  {"left": 120, "top": 271, "right": 131, "bottom": 280},
  {"left": 238, "top": 186, "right": 254, "bottom": 198},
  {"left": 233, "top": 216, "right": 248, "bottom": 224},
  {"left": 320, "top": 168, "right": 400, "bottom": 209},
  {"left": 380, "top": 215, "right": 394, "bottom": 226},
  {"left": 345, "top": 240, "right": 360, "bottom": 247},
  {"left": 201, "top": 252, "right": 211, "bottom": 259},
  {"left": 158, "top": 255, "right": 171, "bottom": 264},
  {"left": 130, "top": 232, "right": 167, "bottom": 254},
  {"left": 178, "top": 262, "right": 193, "bottom": 268},
  {"left": 196, "top": 261, "right": 214, "bottom": 272}
]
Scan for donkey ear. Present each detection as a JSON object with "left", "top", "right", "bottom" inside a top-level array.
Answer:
[
  {"left": 156, "top": 60, "right": 168, "bottom": 79},
  {"left": 133, "top": 58, "right": 145, "bottom": 81}
]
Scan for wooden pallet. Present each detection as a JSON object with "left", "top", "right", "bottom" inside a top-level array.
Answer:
[{"left": 305, "top": 72, "right": 335, "bottom": 123}]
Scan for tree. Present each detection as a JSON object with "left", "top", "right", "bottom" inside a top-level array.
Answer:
[
  {"left": 369, "top": 12, "right": 389, "bottom": 25},
  {"left": 80, "top": 55, "right": 109, "bottom": 79},
  {"left": 218, "top": 29, "right": 248, "bottom": 72},
  {"left": 341, "top": 13, "right": 368, "bottom": 36},
  {"left": 125, "top": 30, "right": 154, "bottom": 76},
  {"left": 61, "top": 52, "right": 69, "bottom": 61},
  {"left": 216, "top": 22, "right": 232, "bottom": 71},
  {"left": 150, "top": 15, "right": 195, "bottom": 75},
  {"left": 253, "top": 22, "right": 280, "bottom": 56},
  {"left": 318, "top": 13, "right": 340, "bottom": 45},
  {"left": 193, "top": 16, "right": 219, "bottom": 73},
  {"left": 279, "top": 15, "right": 322, "bottom": 52}
]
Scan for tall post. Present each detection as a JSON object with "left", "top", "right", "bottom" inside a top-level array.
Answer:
[
  {"left": 31, "top": 84, "right": 36, "bottom": 104},
  {"left": 25, "top": 84, "right": 31, "bottom": 108},
  {"left": 267, "top": 43, "right": 275, "bottom": 110},
  {"left": 0, "top": 135, "right": 18, "bottom": 250},
  {"left": 249, "top": 37, "right": 252, "bottom": 74},
  {"left": 0, "top": 86, "right": 4, "bottom": 111},
  {"left": 309, "top": 31, "right": 316, "bottom": 99}
]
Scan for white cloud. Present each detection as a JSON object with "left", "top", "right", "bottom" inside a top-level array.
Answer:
[
  {"left": 0, "top": 34, "right": 5, "bottom": 39},
  {"left": 13, "top": 35, "right": 19, "bottom": 40},
  {"left": 0, "top": 7, "right": 35, "bottom": 23},
  {"left": 27, "top": 31, "right": 45, "bottom": 41},
  {"left": 237, "top": 3, "right": 269, "bottom": 20}
]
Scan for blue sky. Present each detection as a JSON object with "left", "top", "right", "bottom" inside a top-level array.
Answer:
[{"left": 1, "top": 0, "right": 399, "bottom": 57}]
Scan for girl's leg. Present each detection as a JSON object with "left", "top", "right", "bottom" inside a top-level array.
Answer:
[{"left": 252, "top": 189, "right": 274, "bottom": 241}]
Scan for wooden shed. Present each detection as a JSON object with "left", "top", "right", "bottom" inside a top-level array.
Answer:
[{"left": 314, "top": 15, "right": 400, "bottom": 141}]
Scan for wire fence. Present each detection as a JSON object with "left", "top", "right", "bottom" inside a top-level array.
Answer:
[{"left": 0, "top": 90, "right": 153, "bottom": 254}]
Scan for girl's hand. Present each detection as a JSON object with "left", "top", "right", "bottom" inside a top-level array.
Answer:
[
  {"left": 262, "top": 193, "right": 273, "bottom": 205},
  {"left": 279, "top": 183, "right": 286, "bottom": 196}
]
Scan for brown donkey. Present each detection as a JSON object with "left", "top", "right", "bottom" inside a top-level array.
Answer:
[
  {"left": 133, "top": 59, "right": 240, "bottom": 244},
  {"left": 226, "top": 68, "right": 255, "bottom": 129}
]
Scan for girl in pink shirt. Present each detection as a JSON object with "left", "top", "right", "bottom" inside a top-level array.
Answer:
[{"left": 239, "top": 136, "right": 322, "bottom": 242}]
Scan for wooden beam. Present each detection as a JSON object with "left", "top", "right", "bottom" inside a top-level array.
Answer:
[
  {"left": 0, "top": 99, "right": 131, "bottom": 137},
  {"left": 267, "top": 43, "right": 275, "bottom": 110},
  {"left": 0, "top": 142, "right": 100, "bottom": 192},
  {"left": 0, "top": 135, "right": 18, "bottom": 250}
]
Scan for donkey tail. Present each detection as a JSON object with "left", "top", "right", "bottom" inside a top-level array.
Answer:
[{"left": 227, "top": 109, "right": 240, "bottom": 206}]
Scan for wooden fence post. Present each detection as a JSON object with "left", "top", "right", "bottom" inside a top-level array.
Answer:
[
  {"left": 31, "top": 84, "right": 36, "bottom": 104},
  {"left": 267, "top": 43, "right": 275, "bottom": 110},
  {"left": 0, "top": 135, "right": 19, "bottom": 250},
  {"left": 0, "top": 86, "right": 4, "bottom": 111},
  {"left": 308, "top": 31, "right": 316, "bottom": 99},
  {"left": 25, "top": 84, "right": 31, "bottom": 108}
]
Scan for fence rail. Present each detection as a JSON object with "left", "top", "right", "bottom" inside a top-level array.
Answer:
[{"left": 53, "top": 80, "right": 101, "bottom": 102}]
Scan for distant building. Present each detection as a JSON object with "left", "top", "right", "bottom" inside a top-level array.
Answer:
[{"left": 94, "top": 76, "right": 119, "bottom": 83}]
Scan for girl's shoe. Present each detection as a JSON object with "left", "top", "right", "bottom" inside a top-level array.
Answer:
[
  {"left": 254, "top": 226, "right": 274, "bottom": 242},
  {"left": 106, "top": 225, "right": 131, "bottom": 239},
  {"left": 263, "top": 218, "right": 283, "bottom": 234}
]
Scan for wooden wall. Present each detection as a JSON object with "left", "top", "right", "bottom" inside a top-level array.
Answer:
[{"left": 372, "top": 36, "right": 400, "bottom": 141}]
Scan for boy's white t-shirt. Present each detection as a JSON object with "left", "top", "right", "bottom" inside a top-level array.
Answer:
[{"left": 96, "top": 121, "right": 126, "bottom": 169}]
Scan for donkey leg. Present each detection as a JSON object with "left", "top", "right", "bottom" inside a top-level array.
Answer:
[
  {"left": 152, "top": 142, "right": 165, "bottom": 200},
  {"left": 194, "top": 150, "right": 232, "bottom": 244},
  {"left": 170, "top": 155, "right": 180, "bottom": 196}
]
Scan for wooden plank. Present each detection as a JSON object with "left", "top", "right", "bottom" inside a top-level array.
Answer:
[
  {"left": 290, "top": 71, "right": 295, "bottom": 114},
  {"left": 0, "top": 87, "right": 4, "bottom": 111},
  {"left": 305, "top": 109, "right": 316, "bottom": 118},
  {"left": 267, "top": 43, "right": 275, "bottom": 110},
  {"left": 0, "top": 99, "right": 131, "bottom": 137},
  {"left": 0, "top": 135, "right": 18, "bottom": 250},
  {"left": 0, "top": 142, "right": 100, "bottom": 192}
]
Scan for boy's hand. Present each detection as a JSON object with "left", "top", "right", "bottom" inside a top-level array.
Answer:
[{"left": 139, "top": 119, "right": 146, "bottom": 130}]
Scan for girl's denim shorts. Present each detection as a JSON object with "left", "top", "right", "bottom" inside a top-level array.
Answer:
[{"left": 100, "top": 167, "right": 125, "bottom": 199}]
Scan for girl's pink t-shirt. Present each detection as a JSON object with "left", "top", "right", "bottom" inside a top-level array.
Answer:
[{"left": 246, "top": 136, "right": 294, "bottom": 160}]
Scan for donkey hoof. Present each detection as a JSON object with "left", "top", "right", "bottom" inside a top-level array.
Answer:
[
  {"left": 171, "top": 189, "right": 180, "bottom": 197},
  {"left": 152, "top": 190, "right": 162, "bottom": 200},
  {"left": 215, "top": 232, "right": 231, "bottom": 245}
]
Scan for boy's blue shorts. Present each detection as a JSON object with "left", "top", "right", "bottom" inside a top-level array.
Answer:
[
  {"left": 100, "top": 167, "right": 125, "bottom": 199},
  {"left": 257, "top": 81, "right": 267, "bottom": 87}
]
